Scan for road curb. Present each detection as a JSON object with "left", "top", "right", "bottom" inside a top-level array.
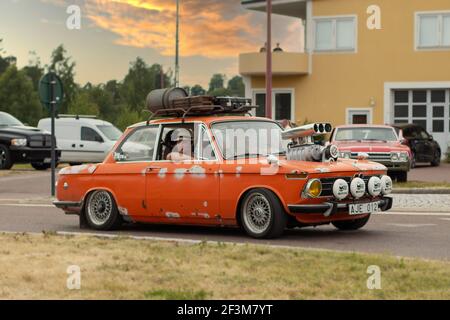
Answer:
[{"left": 393, "top": 189, "right": 450, "bottom": 194}]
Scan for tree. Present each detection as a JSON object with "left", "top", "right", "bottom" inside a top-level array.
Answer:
[
  {"left": 0, "top": 65, "right": 42, "bottom": 125},
  {"left": 227, "top": 76, "right": 245, "bottom": 97},
  {"left": 48, "top": 45, "right": 77, "bottom": 114},
  {"left": 68, "top": 91, "right": 100, "bottom": 116},
  {"left": 190, "top": 84, "right": 206, "bottom": 96},
  {"left": 0, "top": 39, "right": 17, "bottom": 76},
  {"left": 208, "top": 74, "right": 226, "bottom": 93},
  {"left": 115, "top": 106, "right": 144, "bottom": 131},
  {"left": 22, "top": 51, "right": 44, "bottom": 91}
]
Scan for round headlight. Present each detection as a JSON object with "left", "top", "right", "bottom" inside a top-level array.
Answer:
[
  {"left": 329, "top": 145, "right": 339, "bottom": 159},
  {"left": 333, "top": 179, "right": 349, "bottom": 200},
  {"left": 391, "top": 152, "right": 399, "bottom": 161},
  {"left": 350, "top": 177, "right": 366, "bottom": 199},
  {"left": 305, "top": 179, "right": 322, "bottom": 198},
  {"left": 381, "top": 175, "right": 393, "bottom": 195},
  {"left": 367, "top": 176, "right": 382, "bottom": 197},
  {"left": 399, "top": 152, "right": 408, "bottom": 161}
]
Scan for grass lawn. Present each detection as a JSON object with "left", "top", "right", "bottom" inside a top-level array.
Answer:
[
  {"left": 394, "top": 181, "right": 450, "bottom": 189},
  {"left": 0, "top": 233, "right": 449, "bottom": 300}
]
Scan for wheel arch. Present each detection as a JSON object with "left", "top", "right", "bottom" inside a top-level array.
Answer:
[
  {"left": 81, "top": 186, "right": 120, "bottom": 213},
  {"left": 234, "top": 185, "right": 289, "bottom": 227}
]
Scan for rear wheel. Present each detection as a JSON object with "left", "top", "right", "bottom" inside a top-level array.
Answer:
[
  {"left": 431, "top": 150, "right": 441, "bottom": 167},
  {"left": 0, "top": 145, "right": 13, "bottom": 170},
  {"left": 240, "top": 188, "right": 287, "bottom": 239},
  {"left": 31, "top": 162, "right": 51, "bottom": 170},
  {"left": 332, "top": 215, "right": 370, "bottom": 231},
  {"left": 84, "top": 190, "right": 123, "bottom": 230}
]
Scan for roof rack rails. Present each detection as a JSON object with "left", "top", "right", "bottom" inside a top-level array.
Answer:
[
  {"left": 56, "top": 114, "right": 98, "bottom": 120},
  {"left": 146, "top": 104, "right": 257, "bottom": 125}
]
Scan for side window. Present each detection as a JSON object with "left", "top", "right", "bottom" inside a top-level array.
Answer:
[
  {"left": 81, "top": 127, "right": 103, "bottom": 142},
  {"left": 156, "top": 124, "right": 195, "bottom": 161},
  {"left": 116, "top": 126, "right": 158, "bottom": 162},
  {"left": 196, "top": 126, "right": 216, "bottom": 161}
]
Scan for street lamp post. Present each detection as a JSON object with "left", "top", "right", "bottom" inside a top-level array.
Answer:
[
  {"left": 175, "top": 0, "right": 180, "bottom": 87},
  {"left": 266, "top": 0, "right": 272, "bottom": 119}
]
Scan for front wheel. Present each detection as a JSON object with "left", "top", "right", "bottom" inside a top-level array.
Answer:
[
  {"left": 240, "top": 188, "right": 287, "bottom": 239},
  {"left": 431, "top": 150, "right": 441, "bottom": 167},
  {"left": 0, "top": 145, "right": 13, "bottom": 170},
  {"left": 332, "top": 215, "right": 370, "bottom": 231},
  {"left": 84, "top": 190, "right": 123, "bottom": 230},
  {"left": 31, "top": 162, "right": 51, "bottom": 170}
]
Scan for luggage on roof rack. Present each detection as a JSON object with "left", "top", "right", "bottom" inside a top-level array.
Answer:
[{"left": 145, "top": 88, "right": 258, "bottom": 123}]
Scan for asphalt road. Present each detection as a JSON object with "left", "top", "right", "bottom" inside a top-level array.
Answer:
[{"left": 0, "top": 171, "right": 449, "bottom": 261}]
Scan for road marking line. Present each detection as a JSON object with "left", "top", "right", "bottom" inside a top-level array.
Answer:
[
  {"left": 386, "top": 223, "right": 436, "bottom": 228},
  {"left": 0, "top": 204, "right": 54, "bottom": 208}
]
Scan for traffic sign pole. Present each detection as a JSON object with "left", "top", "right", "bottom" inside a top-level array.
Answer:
[{"left": 50, "top": 73, "right": 56, "bottom": 197}]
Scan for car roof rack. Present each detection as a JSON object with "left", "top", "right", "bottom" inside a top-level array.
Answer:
[
  {"left": 146, "top": 104, "right": 257, "bottom": 125},
  {"left": 56, "top": 114, "right": 98, "bottom": 120}
]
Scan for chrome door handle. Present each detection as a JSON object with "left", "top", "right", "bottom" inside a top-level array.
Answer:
[{"left": 146, "top": 166, "right": 162, "bottom": 172}]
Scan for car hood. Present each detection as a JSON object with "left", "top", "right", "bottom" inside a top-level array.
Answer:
[
  {"left": 333, "top": 140, "right": 409, "bottom": 153},
  {"left": 278, "top": 158, "right": 387, "bottom": 175},
  {"left": 0, "top": 125, "right": 48, "bottom": 137}
]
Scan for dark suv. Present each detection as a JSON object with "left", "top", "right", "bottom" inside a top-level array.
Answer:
[
  {"left": 0, "top": 111, "right": 60, "bottom": 170},
  {"left": 393, "top": 124, "right": 441, "bottom": 168}
]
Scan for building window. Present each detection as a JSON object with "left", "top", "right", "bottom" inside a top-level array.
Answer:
[
  {"left": 417, "top": 13, "right": 450, "bottom": 49},
  {"left": 393, "top": 89, "right": 450, "bottom": 135},
  {"left": 314, "top": 16, "right": 356, "bottom": 52},
  {"left": 253, "top": 90, "right": 294, "bottom": 121},
  {"left": 346, "top": 109, "right": 372, "bottom": 125}
]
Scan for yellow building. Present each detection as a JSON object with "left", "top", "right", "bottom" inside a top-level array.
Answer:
[{"left": 239, "top": 0, "right": 450, "bottom": 153}]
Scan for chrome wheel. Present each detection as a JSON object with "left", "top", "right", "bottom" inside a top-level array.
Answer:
[
  {"left": 242, "top": 193, "right": 272, "bottom": 234},
  {"left": 87, "top": 191, "right": 113, "bottom": 226}
]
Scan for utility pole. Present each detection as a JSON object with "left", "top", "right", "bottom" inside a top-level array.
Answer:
[
  {"left": 175, "top": 0, "right": 180, "bottom": 87},
  {"left": 265, "top": 0, "right": 273, "bottom": 119}
]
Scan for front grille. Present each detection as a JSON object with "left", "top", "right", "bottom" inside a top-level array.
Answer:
[
  {"left": 29, "top": 135, "right": 53, "bottom": 148},
  {"left": 350, "top": 152, "right": 391, "bottom": 162},
  {"left": 320, "top": 175, "right": 381, "bottom": 197}
]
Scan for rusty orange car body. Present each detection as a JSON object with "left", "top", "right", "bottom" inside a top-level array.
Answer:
[{"left": 54, "top": 116, "right": 393, "bottom": 239}]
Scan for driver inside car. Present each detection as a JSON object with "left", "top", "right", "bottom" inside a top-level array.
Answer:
[{"left": 166, "top": 128, "right": 194, "bottom": 161}]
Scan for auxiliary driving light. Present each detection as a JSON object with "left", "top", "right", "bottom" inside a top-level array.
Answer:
[
  {"left": 381, "top": 175, "right": 393, "bottom": 195},
  {"left": 333, "top": 179, "right": 349, "bottom": 200},
  {"left": 350, "top": 177, "right": 366, "bottom": 199},
  {"left": 305, "top": 179, "right": 322, "bottom": 198},
  {"left": 367, "top": 176, "right": 382, "bottom": 197}
]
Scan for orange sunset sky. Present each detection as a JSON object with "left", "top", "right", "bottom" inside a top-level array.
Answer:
[{"left": 1, "top": 0, "right": 302, "bottom": 87}]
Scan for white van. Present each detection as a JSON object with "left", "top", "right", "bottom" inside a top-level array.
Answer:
[{"left": 38, "top": 115, "right": 123, "bottom": 164}]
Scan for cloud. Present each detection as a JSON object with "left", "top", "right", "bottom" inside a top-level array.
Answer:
[{"left": 83, "top": 0, "right": 263, "bottom": 58}]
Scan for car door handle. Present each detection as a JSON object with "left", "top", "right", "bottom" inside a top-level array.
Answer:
[
  {"left": 72, "top": 144, "right": 76, "bottom": 148},
  {"left": 146, "top": 166, "right": 162, "bottom": 172},
  {"left": 80, "top": 144, "right": 84, "bottom": 148}
]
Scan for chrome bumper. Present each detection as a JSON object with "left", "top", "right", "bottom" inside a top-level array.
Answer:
[{"left": 288, "top": 197, "right": 393, "bottom": 217}]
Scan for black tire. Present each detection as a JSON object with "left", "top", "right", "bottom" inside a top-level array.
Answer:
[
  {"left": 0, "top": 144, "right": 13, "bottom": 170},
  {"left": 31, "top": 162, "right": 51, "bottom": 170},
  {"left": 240, "top": 188, "right": 287, "bottom": 239},
  {"left": 332, "top": 215, "right": 370, "bottom": 231},
  {"left": 410, "top": 152, "right": 416, "bottom": 169},
  {"left": 431, "top": 150, "right": 441, "bottom": 167},
  {"left": 397, "top": 171, "right": 408, "bottom": 183},
  {"left": 84, "top": 190, "right": 123, "bottom": 231}
]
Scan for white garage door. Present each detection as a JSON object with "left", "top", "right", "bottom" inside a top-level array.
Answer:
[{"left": 392, "top": 89, "right": 450, "bottom": 155}]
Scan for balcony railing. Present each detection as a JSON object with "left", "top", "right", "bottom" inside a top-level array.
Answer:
[{"left": 239, "top": 52, "right": 309, "bottom": 76}]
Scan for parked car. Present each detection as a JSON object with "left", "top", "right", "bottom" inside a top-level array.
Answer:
[
  {"left": 392, "top": 124, "right": 441, "bottom": 168},
  {"left": 0, "top": 111, "right": 60, "bottom": 170},
  {"left": 330, "top": 125, "right": 411, "bottom": 182},
  {"left": 38, "top": 115, "right": 122, "bottom": 165},
  {"left": 53, "top": 112, "right": 393, "bottom": 239}
]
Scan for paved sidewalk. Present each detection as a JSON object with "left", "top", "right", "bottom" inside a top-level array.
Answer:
[{"left": 392, "top": 194, "right": 450, "bottom": 212}]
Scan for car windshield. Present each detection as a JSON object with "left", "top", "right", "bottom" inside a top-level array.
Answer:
[
  {"left": 0, "top": 113, "right": 24, "bottom": 127},
  {"left": 96, "top": 125, "right": 122, "bottom": 141},
  {"left": 334, "top": 127, "right": 398, "bottom": 142},
  {"left": 212, "top": 121, "right": 287, "bottom": 160}
]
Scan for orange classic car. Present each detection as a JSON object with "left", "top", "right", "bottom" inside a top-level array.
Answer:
[{"left": 54, "top": 111, "right": 393, "bottom": 239}]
